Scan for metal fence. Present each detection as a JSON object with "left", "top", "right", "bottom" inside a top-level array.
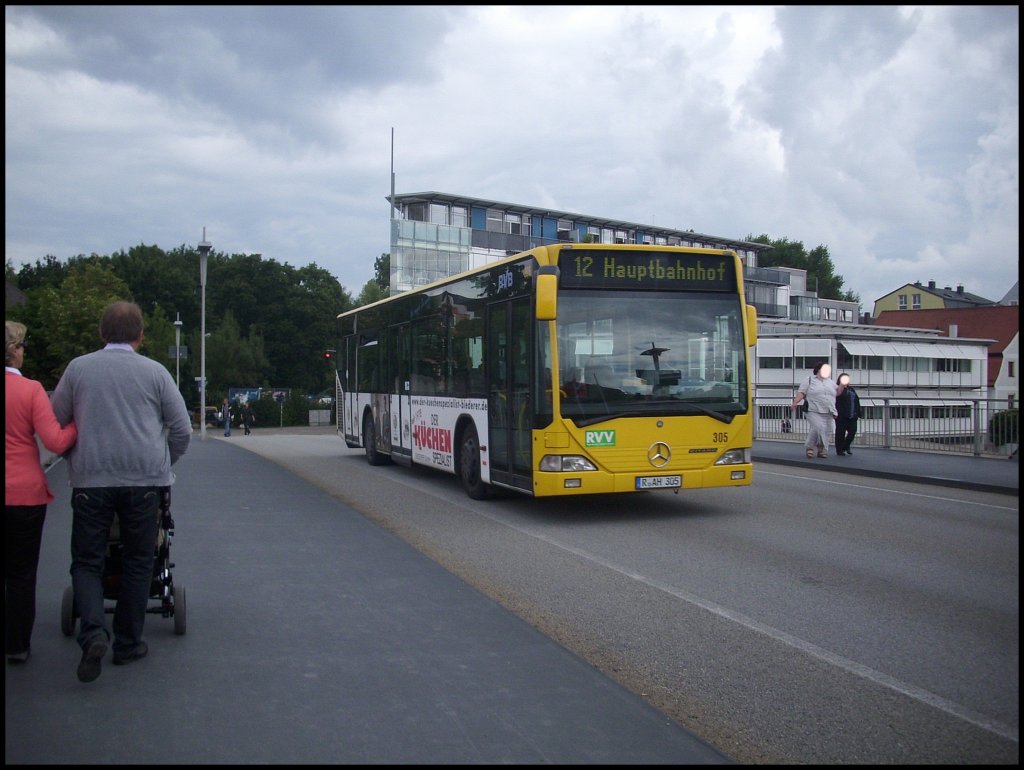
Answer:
[{"left": 754, "top": 393, "right": 1019, "bottom": 458}]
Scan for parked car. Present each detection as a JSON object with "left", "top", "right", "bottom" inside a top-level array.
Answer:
[{"left": 191, "top": 406, "right": 221, "bottom": 428}]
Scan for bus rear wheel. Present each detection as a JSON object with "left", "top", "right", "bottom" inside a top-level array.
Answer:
[
  {"left": 459, "top": 425, "right": 492, "bottom": 499},
  {"left": 363, "top": 412, "right": 388, "bottom": 466}
]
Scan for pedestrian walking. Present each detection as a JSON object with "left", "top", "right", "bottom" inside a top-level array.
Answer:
[
  {"left": 791, "top": 361, "right": 838, "bottom": 458},
  {"left": 51, "top": 301, "right": 192, "bottom": 682},
  {"left": 221, "top": 397, "right": 232, "bottom": 437},
  {"left": 241, "top": 402, "right": 255, "bottom": 435},
  {"left": 835, "top": 372, "right": 862, "bottom": 455},
  {"left": 6, "top": 321, "right": 78, "bottom": 664}
]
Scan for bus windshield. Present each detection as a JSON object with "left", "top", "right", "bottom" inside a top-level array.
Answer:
[{"left": 555, "top": 290, "right": 748, "bottom": 425}]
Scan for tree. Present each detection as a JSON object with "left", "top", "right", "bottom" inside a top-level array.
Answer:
[
  {"left": 198, "top": 310, "right": 272, "bottom": 396},
  {"left": 372, "top": 253, "right": 390, "bottom": 295},
  {"left": 139, "top": 303, "right": 178, "bottom": 381},
  {"left": 747, "top": 234, "right": 860, "bottom": 304},
  {"left": 356, "top": 279, "right": 387, "bottom": 307},
  {"left": 8, "top": 254, "right": 75, "bottom": 292},
  {"left": 30, "top": 263, "right": 132, "bottom": 386}
]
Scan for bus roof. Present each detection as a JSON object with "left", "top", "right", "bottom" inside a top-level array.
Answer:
[{"left": 337, "top": 243, "right": 739, "bottom": 320}]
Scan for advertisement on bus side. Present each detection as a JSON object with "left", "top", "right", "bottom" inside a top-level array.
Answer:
[{"left": 410, "top": 396, "right": 487, "bottom": 472}]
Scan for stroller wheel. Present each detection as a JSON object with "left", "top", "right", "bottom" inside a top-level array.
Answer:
[
  {"left": 173, "top": 584, "right": 187, "bottom": 635},
  {"left": 60, "top": 585, "right": 76, "bottom": 637}
]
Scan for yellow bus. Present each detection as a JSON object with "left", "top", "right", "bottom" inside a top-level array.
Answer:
[{"left": 335, "top": 243, "right": 757, "bottom": 498}]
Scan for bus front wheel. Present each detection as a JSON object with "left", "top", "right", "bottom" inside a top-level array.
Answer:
[{"left": 459, "top": 425, "right": 492, "bottom": 500}]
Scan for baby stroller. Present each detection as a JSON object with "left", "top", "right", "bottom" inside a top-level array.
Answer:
[{"left": 61, "top": 486, "right": 186, "bottom": 637}]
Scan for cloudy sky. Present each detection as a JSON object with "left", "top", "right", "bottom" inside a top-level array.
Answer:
[{"left": 5, "top": 5, "right": 1019, "bottom": 308}]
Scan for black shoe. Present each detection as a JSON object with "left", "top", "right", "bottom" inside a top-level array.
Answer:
[
  {"left": 836, "top": 451, "right": 846, "bottom": 456},
  {"left": 77, "top": 637, "right": 108, "bottom": 682},
  {"left": 7, "top": 650, "right": 30, "bottom": 664},
  {"left": 112, "top": 641, "right": 148, "bottom": 666},
  {"left": 845, "top": 449, "right": 853, "bottom": 455}
]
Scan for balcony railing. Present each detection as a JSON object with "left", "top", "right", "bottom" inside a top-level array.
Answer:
[{"left": 754, "top": 392, "right": 1018, "bottom": 458}]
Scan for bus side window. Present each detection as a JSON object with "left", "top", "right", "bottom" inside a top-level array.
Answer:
[{"left": 469, "top": 366, "right": 485, "bottom": 394}]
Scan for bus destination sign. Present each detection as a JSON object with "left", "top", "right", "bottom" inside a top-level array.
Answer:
[{"left": 559, "top": 250, "right": 737, "bottom": 291}]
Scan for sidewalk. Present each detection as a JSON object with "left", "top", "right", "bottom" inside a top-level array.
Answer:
[{"left": 753, "top": 439, "right": 1018, "bottom": 496}]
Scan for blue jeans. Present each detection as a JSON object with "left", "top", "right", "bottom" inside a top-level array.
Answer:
[
  {"left": 70, "top": 487, "right": 160, "bottom": 655},
  {"left": 224, "top": 419, "right": 231, "bottom": 437}
]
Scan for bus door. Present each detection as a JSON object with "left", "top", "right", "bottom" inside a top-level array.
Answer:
[
  {"left": 365, "top": 331, "right": 391, "bottom": 455},
  {"left": 487, "top": 297, "right": 533, "bottom": 491},
  {"left": 393, "top": 323, "right": 412, "bottom": 460}
]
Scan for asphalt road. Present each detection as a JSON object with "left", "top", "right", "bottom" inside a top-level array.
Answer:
[{"left": 217, "top": 428, "right": 1019, "bottom": 763}]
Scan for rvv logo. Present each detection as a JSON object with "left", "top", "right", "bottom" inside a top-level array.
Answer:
[{"left": 585, "top": 430, "right": 616, "bottom": 447}]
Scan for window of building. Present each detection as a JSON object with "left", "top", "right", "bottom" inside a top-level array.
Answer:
[
  {"left": 406, "top": 202, "right": 427, "bottom": 222},
  {"left": 486, "top": 208, "right": 503, "bottom": 233},
  {"left": 452, "top": 206, "right": 468, "bottom": 228},
  {"left": 851, "top": 354, "right": 883, "bottom": 371},
  {"left": 586, "top": 226, "right": 600, "bottom": 243},
  {"left": 429, "top": 203, "right": 448, "bottom": 224},
  {"left": 898, "top": 294, "right": 907, "bottom": 310},
  {"left": 557, "top": 219, "right": 572, "bottom": 241},
  {"left": 641, "top": 234, "right": 653, "bottom": 245},
  {"left": 655, "top": 236, "right": 667, "bottom": 245},
  {"left": 890, "top": 356, "right": 927, "bottom": 372},
  {"left": 505, "top": 212, "right": 522, "bottom": 235},
  {"left": 912, "top": 293, "right": 922, "bottom": 309},
  {"left": 668, "top": 236, "right": 681, "bottom": 246},
  {"left": 758, "top": 356, "right": 793, "bottom": 369},
  {"left": 936, "top": 358, "right": 970, "bottom": 373},
  {"left": 1008, "top": 361, "right": 1015, "bottom": 378},
  {"left": 602, "top": 228, "right": 613, "bottom": 244},
  {"left": 614, "top": 230, "right": 628, "bottom": 244},
  {"left": 795, "top": 356, "right": 831, "bottom": 371}
]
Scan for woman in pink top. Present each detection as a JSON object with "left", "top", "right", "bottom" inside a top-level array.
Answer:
[{"left": 5, "top": 320, "right": 78, "bottom": 664}]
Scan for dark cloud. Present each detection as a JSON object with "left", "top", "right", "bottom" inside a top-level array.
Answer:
[{"left": 8, "top": 6, "right": 461, "bottom": 145}]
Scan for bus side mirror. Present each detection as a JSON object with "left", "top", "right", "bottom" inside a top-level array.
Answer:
[
  {"left": 536, "top": 266, "right": 559, "bottom": 321},
  {"left": 746, "top": 304, "right": 758, "bottom": 347}
]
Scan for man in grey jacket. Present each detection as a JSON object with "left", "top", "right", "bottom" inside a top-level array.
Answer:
[{"left": 52, "top": 301, "right": 192, "bottom": 683}]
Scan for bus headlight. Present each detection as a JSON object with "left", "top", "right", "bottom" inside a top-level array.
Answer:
[
  {"left": 540, "top": 455, "right": 598, "bottom": 472},
  {"left": 714, "top": 449, "right": 750, "bottom": 466}
]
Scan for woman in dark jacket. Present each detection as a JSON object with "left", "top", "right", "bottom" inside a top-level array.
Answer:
[
  {"left": 241, "top": 402, "right": 255, "bottom": 435},
  {"left": 835, "top": 372, "right": 861, "bottom": 456}
]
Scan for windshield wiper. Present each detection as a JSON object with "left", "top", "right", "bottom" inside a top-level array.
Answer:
[
  {"left": 574, "top": 403, "right": 735, "bottom": 427},
  {"left": 636, "top": 398, "right": 736, "bottom": 423},
  {"left": 675, "top": 403, "right": 734, "bottom": 423}
]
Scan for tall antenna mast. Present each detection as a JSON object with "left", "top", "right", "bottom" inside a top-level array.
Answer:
[{"left": 390, "top": 127, "right": 396, "bottom": 221}]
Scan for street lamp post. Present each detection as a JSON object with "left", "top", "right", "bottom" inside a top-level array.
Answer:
[
  {"left": 197, "top": 229, "right": 212, "bottom": 441},
  {"left": 173, "top": 312, "right": 183, "bottom": 388}
]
